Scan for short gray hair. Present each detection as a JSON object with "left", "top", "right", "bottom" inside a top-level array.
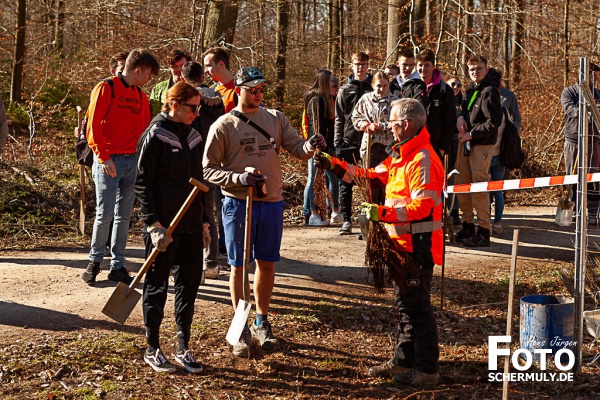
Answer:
[{"left": 390, "top": 98, "right": 426, "bottom": 130}]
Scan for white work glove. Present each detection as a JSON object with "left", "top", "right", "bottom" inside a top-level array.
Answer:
[
  {"left": 203, "top": 222, "right": 211, "bottom": 248},
  {"left": 148, "top": 222, "right": 172, "bottom": 252}
]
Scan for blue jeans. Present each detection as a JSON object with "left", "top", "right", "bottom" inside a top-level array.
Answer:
[
  {"left": 302, "top": 158, "right": 339, "bottom": 216},
  {"left": 89, "top": 154, "right": 137, "bottom": 270},
  {"left": 489, "top": 156, "right": 505, "bottom": 223}
]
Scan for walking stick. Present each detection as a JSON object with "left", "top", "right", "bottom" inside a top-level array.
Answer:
[
  {"left": 441, "top": 154, "right": 449, "bottom": 310},
  {"left": 76, "top": 106, "right": 86, "bottom": 235}
]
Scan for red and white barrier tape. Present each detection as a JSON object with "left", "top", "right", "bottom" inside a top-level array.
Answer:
[{"left": 447, "top": 173, "right": 600, "bottom": 194}]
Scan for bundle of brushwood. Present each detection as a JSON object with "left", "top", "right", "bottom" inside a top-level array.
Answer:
[
  {"left": 308, "top": 105, "right": 332, "bottom": 222},
  {"left": 353, "top": 166, "right": 420, "bottom": 292}
]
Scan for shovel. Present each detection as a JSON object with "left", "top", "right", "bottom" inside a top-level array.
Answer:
[
  {"left": 226, "top": 186, "right": 254, "bottom": 346},
  {"left": 76, "top": 106, "right": 86, "bottom": 235},
  {"left": 102, "top": 177, "right": 209, "bottom": 324}
]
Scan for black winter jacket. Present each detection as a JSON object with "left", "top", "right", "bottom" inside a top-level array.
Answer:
[
  {"left": 306, "top": 94, "right": 335, "bottom": 151},
  {"left": 425, "top": 76, "right": 456, "bottom": 154},
  {"left": 135, "top": 113, "right": 205, "bottom": 234},
  {"left": 460, "top": 68, "right": 503, "bottom": 147},
  {"left": 334, "top": 74, "right": 373, "bottom": 151},
  {"left": 389, "top": 75, "right": 428, "bottom": 107}
]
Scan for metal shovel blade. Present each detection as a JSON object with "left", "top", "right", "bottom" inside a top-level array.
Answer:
[
  {"left": 226, "top": 299, "right": 252, "bottom": 346},
  {"left": 101, "top": 282, "right": 142, "bottom": 324}
]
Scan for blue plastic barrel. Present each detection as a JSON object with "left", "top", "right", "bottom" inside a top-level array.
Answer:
[{"left": 519, "top": 295, "right": 574, "bottom": 363}]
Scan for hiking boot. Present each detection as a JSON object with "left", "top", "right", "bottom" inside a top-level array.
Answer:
[
  {"left": 250, "top": 321, "right": 280, "bottom": 350},
  {"left": 394, "top": 368, "right": 439, "bottom": 386},
  {"left": 144, "top": 348, "right": 176, "bottom": 373},
  {"left": 82, "top": 261, "right": 100, "bottom": 285},
  {"left": 357, "top": 234, "right": 363, "bottom": 240},
  {"left": 463, "top": 227, "right": 491, "bottom": 247},
  {"left": 330, "top": 210, "right": 343, "bottom": 224},
  {"left": 492, "top": 222, "right": 503, "bottom": 235},
  {"left": 367, "top": 360, "right": 411, "bottom": 377},
  {"left": 174, "top": 349, "right": 203, "bottom": 374},
  {"left": 456, "top": 222, "right": 475, "bottom": 242},
  {"left": 339, "top": 221, "right": 353, "bottom": 235},
  {"left": 232, "top": 327, "right": 252, "bottom": 357},
  {"left": 204, "top": 266, "right": 219, "bottom": 279},
  {"left": 107, "top": 267, "right": 133, "bottom": 285},
  {"left": 308, "top": 214, "right": 329, "bottom": 226},
  {"left": 304, "top": 214, "right": 310, "bottom": 225}
]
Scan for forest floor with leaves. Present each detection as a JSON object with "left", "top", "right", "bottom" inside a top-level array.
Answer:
[{"left": 3, "top": 206, "right": 600, "bottom": 399}]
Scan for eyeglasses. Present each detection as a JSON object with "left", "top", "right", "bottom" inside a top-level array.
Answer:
[
  {"left": 243, "top": 86, "right": 265, "bottom": 94},
  {"left": 181, "top": 103, "right": 201, "bottom": 113}
]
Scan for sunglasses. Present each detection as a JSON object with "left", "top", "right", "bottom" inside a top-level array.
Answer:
[
  {"left": 181, "top": 102, "right": 201, "bottom": 113},
  {"left": 450, "top": 82, "right": 462, "bottom": 88},
  {"left": 243, "top": 86, "right": 266, "bottom": 94}
]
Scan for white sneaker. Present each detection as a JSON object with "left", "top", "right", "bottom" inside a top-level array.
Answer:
[
  {"left": 204, "top": 266, "right": 219, "bottom": 279},
  {"left": 308, "top": 214, "right": 329, "bottom": 226},
  {"left": 330, "top": 210, "right": 343, "bottom": 224}
]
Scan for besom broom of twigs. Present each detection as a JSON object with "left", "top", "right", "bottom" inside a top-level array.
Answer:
[{"left": 352, "top": 157, "right": 420, "bottom": 292}]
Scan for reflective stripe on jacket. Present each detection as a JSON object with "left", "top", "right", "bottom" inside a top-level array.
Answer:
[{"left": 332, "top": 126, "right": 444, "bottom": 264}]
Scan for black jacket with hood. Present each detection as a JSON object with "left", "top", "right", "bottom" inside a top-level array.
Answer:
[
  {"left": 135, "top": 112, "right": 205, "bottom": 234},
  {"left": 389, "top": 71, "right": 428, "bottom": 108},
  {"left": 334, "top": 74, "right": 373, "bottom": 152},
  {"left": 460, "top": 67, "right": 503, "bottom": 147}
]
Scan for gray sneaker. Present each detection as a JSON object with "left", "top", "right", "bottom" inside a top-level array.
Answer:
[
  {"left": 367, "top": 360, "right": 411, "bottom": 377},
  {"left": 174, "top": 349, "right": 203, "bottom": 374},
  {"left": 82, "top": 261, "right": 100, "bottom": 285},
  {"left": 204, "top": 266, "right": 220, "bottom": 279},
  {"left": 232, "top": 328, "right": 252, "bottom": 357},
  {"left": 338, "top": 221, "right": 353, "bottom": 235},
  {"left": 250, "top": 321, "right": 280, "bottom": 350},
  {"left": 144, "top": 349, "right": 176, "bottom": 373}
]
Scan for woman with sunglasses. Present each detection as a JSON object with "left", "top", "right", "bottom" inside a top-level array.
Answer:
[{"left": 135, "top": 81, "right": 208, "bottom": 374}]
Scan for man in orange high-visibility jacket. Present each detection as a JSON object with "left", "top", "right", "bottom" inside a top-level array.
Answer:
[{"left": 317, "top": 98, "right": 443, "bottom": 386}]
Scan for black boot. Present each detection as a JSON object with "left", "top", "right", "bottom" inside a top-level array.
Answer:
[
  {"left": 464, "top": 227, "right": 491, "bottom": 247},
  {"left": 456, "top": 222, "right": 475, "bottom": 242}
]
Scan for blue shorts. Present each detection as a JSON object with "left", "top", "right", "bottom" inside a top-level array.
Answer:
[{"left": 222, "top": 197, "right": 285, "bottom": 267}]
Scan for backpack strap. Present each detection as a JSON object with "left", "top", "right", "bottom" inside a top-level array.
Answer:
[
  {"left": 230, "top": 110, "right": 278, "bottom": 154},
  {"left": 102, "top": 78, "right": 115, "bottom": 98}
]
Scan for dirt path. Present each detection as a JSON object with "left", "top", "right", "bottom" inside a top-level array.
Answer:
[
  {"left": 0, "top": 205, "right": 591, "bottom": 335},
  {"left": 2, "top": 205, "right": 600, "bottom": 399}
]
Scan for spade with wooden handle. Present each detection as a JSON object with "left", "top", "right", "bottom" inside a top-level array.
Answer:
[
  {"left": 102, "top": 178, "right": 209, "bottom": 324},
  {"left": 76, "top": 106, "right": 86, "bottom": 235}
]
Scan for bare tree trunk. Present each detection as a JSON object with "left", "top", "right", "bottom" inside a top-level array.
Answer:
[
  {"left": 54, "top": 0, "right": 65, "bottom": 58},
  {"left": 386, "top": 0, "right": 400, "bottom": 63},
  {"left": 425, "top": 0, "right": 431, "bottom": 37},
  {"left": 274, "top": 0, "right": 290, "bottom": 110},
  {"left": 203, "top": 0, "right": 239, "bottom": 48},
  {"left": 11, "top": 0, "right": 26, "bottom": 102},
  {"left": 502, "top": 14, "right": 510, "bottom": 88},
  {"left": 510, "top": 0, "right": 524, "bottom": 86},
  {"left": 413, "top": 0, "right": 426, "bottom": 38},
  {"left": 461, "top": 0, "right": 472, "bottom": 67},
  {"left": 563, "top": 0, "right": 569, "bottom": 87}
]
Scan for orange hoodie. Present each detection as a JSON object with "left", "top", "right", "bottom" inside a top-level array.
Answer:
[{"left": 86, "top": 75, "right": 150, "bottom": 163}]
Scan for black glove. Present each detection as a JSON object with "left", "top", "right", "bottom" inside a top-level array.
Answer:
[
  {"left": 309, "top": 134, "right": 327, "bottom": 150},
  {"left": 238, "top": 172, "right": 264, "bottom": 187}
]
